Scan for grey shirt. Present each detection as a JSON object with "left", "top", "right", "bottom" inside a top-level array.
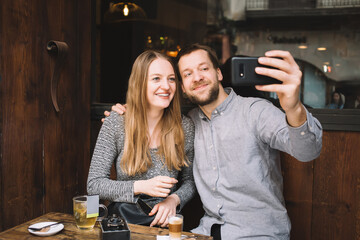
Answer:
[
  {"left": 87, "top": 112, "right": 196, "bottom": 209},
  {"left": 190, "top": 88, "right": 322, "bottom": 240}
]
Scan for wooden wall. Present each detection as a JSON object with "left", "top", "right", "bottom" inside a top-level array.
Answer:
[
  {"left": 0, "top": 0, "right": 91, "bottom": 231},
  {"left": 282, "top": 131, "right": 360, "bottom": 240}
]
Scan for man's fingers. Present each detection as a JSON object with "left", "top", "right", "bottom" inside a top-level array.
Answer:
[
  {"left": 265, "top": 50, "right": 297, "bottom": 65},
  {"left": 255, "top": 66, "right": 287, "bottom": 83},
  {"left": 112, "top": 103, "right": 126, "bottom": 113},
  {"left": 104, "top": 110, "right": 111, "bottom": 117},
  {"left": 255, "top": 84, "right": 284, "bottom": 93}
]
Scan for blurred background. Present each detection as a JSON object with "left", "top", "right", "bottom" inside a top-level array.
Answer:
[{"left": 93, "top": 0, "right": 360, "bottom": 110}]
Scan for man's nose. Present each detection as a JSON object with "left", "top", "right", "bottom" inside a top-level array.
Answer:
[{"left": 193, "top": 70, "right": 203, "bottom": 82}]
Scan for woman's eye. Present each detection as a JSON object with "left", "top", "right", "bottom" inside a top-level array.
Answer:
[
  {"left": 152, "top": 77, "right": 160, "bottom": 81},
  {"left": 169, "top": 77, "right": 176, "bottom": 82}
]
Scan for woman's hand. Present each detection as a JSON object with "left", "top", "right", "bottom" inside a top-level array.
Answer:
[
  {"left": 149, "top": 194, "right": 180, "bottom": 227},
  {"left": 134, "top": 176, "right": 178, "bottom": 197}
]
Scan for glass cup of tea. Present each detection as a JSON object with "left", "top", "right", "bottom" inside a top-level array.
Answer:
[
  {"left": 73, "top": 195, "right": 107, "bottom": 230},
  {"left": 168, "top": 214, "right": 183, "bottom": 240}
]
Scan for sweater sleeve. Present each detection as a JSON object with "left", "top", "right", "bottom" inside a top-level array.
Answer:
[
  {"left": 87, "top": 112, "right": 135, "bottom": 203},
  {"left": 172, "top": 116, "right": 196, "bottom": 210}
]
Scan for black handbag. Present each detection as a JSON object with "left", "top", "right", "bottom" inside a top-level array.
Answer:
[{"left": 108, "top": 197, "right": 156, "bottom": 226}]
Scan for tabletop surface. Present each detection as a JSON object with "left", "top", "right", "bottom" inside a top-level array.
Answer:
[{"left": 0, "top": 212, "right": 212, "bottom": 240}]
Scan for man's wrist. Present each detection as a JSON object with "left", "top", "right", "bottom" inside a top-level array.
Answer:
[{"left": 285, "top": 103, "right": 307, "bottom": 127}]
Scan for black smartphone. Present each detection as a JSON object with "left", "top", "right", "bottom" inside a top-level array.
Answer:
[{"left": 231, "top": 57, "right": 282, "bottom": 86}]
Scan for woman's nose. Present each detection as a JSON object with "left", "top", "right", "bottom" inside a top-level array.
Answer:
[{"left": 160, "top": 78, "right": 170, "bottom": 89}]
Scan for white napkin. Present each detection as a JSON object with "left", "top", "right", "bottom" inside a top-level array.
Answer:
[{"left": 156, "top": 235, "right": 169, "bottom": 240}]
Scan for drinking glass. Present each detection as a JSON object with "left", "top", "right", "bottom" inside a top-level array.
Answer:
[
  {"left": 168, "top": 214, "right": 183, "bottom": 240},
  {"left": 73, "top": 195, "right": 107, "bottom": 230}
]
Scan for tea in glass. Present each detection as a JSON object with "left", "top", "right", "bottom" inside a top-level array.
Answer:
[{"left": 73, "top": 196, "right": 97, "bottom": 230}]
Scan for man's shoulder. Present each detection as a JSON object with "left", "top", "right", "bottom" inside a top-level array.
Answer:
[{"left": 226, "top": 94, "right": 274, "bottom": 113}]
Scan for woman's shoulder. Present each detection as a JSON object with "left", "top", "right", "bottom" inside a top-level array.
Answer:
[
  {"left": 106, "top": 111, "right": 125, "bottom": 123},
  {"left": 102, "top": 111, "right": 125, "bottom": 133},
  {"left": 181, "top": 114, "right": 194, "bottom": 129},
  {"left": 181, "top": 115, "right": 195, "bottom": 139}
]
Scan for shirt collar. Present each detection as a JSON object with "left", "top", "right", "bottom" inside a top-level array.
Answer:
[{"left": 198, "top": 87, "right": 236, "bottom": 120}]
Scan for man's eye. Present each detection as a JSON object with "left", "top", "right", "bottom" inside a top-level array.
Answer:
[
  {"left": 201, "top": 67, "right": 208, "bottom": 71},
  {"left": 184, "top": 73, "right": 191, "bottom": 77}
]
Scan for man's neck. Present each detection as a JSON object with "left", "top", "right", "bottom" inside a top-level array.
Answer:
[{"left": 199, "top": 86, "right": 228, "bottom": 119}]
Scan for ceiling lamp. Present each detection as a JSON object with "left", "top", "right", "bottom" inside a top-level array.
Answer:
[{"left": 104, "top": 2, "right": 147, "bottom": 23}]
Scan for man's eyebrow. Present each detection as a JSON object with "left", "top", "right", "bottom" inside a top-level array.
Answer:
[
  {"left": 198, "top": 62, "right": 209, "bottom": 67},
  {"left": 181, "top": 62, "right": 208, "bottom": 73}
]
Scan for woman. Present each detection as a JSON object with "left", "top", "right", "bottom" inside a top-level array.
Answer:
[
  {"left": 87, "top": 50, "right": 195, "bottom": 227},
  {"left": 327, "top": 91, "right": 344, "bottom": 109}
]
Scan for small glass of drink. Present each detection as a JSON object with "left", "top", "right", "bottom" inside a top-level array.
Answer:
[
  {"left": 73, "top": 195, "right": 107, "bottom": 230},
  {"left": 168, "top": 214, "right": 183, "bottom": 240}
]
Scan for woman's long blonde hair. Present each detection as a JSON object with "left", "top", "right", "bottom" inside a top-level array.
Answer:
[{"left": 121, "top": 50, "right": 187, "bottom": 176}]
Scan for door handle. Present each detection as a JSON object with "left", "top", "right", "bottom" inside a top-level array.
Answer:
[{"left": 47, "top": 40, "right": 69, "bottom": 112}]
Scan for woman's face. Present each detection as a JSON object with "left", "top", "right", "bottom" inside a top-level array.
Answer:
[
  {"left": 333, "top": 93, "right": 340, "bottom": 103},
  {"left": 146, "top": 58, "right": 176, "bottom": 112}
]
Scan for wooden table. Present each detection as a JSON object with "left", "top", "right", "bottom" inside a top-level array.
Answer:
[{"left": 0, "top": 212, "right": 212, "bottom": 239}]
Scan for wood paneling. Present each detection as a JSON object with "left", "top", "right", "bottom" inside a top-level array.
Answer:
[
  {"left": 282, "top": 131, "right": 360, "bottom": 240},
  {"left": 1, "top": 0, "right": 45, "bottom": 229},
  {"left": 312, "top": 131, "right": 360, "bottom": 240},
  {"left": 281, "top": 153, "right": 314, "bottom": 240},
  {"left": 0, "top": 0, "right": 91, "bottom": 231}
]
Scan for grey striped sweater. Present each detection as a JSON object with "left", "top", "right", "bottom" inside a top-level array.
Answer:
[{"left": 87, "top": 111, "right": 196, "bottom": 209}]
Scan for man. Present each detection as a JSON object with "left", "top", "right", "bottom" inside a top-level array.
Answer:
[{"left": 107, "top": 44, "right": 322, "bottom": 239}]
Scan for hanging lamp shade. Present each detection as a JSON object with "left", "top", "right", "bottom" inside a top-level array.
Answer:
[{"left": 104, "top": 2, "right": 147, "bottom": 23}]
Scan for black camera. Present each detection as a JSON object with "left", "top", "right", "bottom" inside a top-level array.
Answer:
[{"left": 100, "top": 214, "right": 130, "bottom": 240}]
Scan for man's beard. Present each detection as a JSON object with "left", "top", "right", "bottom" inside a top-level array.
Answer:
[{"left": 186, "top": 82, "right": 219, "bottom": 106}]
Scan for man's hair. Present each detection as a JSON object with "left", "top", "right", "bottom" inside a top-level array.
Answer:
[
  {"left": 176, "top": 43, "right": 221, "bottom": 72},
  {"left": 122, "top": 50, "right": 187, "bottom": 176}
]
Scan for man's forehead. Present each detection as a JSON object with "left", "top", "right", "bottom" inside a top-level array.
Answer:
[{"left": 178, "top": 49, "right": 211, "bottom": 70}]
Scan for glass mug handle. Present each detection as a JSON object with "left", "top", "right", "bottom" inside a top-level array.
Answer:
[{"left": 97, "top": 204, "right": 108, "bottom": 221}]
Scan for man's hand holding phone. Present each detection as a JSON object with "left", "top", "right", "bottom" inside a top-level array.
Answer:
[{"left": 255, "top": 50, "right": 306, "bottom": 127}]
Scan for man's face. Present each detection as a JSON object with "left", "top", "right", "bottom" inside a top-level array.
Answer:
[{"left": 178, "top": 49, "right": 223, "bottom": 106}]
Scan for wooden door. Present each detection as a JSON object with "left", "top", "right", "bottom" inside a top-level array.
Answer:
[{"left": 0, "top": 0, "right": 91, "bottom": 231}]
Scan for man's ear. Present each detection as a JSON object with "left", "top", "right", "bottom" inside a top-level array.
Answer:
[{"left": 217, "top": 68, "right": 223, "bottom": 82}]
